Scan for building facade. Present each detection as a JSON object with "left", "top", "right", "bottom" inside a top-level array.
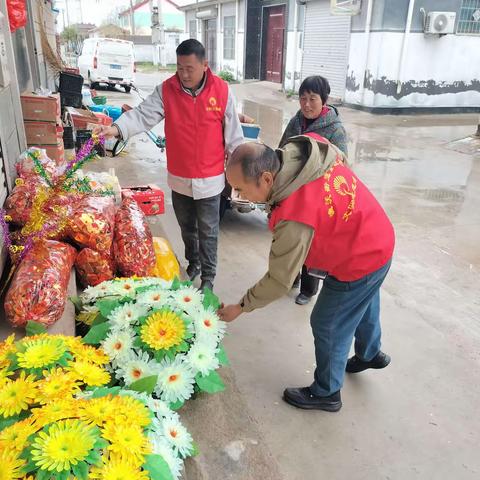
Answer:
[{"left": 300, "top": 0, "right": 480, "bottom": 110}]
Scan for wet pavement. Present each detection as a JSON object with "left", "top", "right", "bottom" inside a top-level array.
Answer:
[{"left": 91, "top": 73, "right": 480, "bottom": 479}]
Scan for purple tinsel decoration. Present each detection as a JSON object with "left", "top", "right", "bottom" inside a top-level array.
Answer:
[
  {"left": 64, "top": 134, "right": 106, "bottom": 175},
  {"left": 0, "top": 209, "right": 12, "bottom": 251}
]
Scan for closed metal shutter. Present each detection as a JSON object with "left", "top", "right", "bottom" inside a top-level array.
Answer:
[{"left": 301, "top": 0, "right": 351, "bottom": 100}]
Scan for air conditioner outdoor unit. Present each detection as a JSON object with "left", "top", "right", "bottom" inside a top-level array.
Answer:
[{"left": 424, "top": 11, "right": 456, "bottom": 34}]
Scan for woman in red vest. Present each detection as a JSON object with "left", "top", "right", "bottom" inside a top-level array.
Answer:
[
  {"left": 95, "top": 40, "right": 244, "bottom": 292},
  {"left": 218, "top": 137, "right": 394, "bottom": 412}
]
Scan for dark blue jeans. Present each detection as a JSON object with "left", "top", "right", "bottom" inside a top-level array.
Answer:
[{"left": 309, "top": 260, "right": 392, "bottom": 396}]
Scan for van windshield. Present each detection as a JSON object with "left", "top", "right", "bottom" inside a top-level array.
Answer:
[{"left": 98, "top": 41, "right": 133, "bottom": 58}]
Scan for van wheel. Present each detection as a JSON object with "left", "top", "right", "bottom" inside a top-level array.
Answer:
[
  {"left": 88, "top": 72, "right": 98, "bottom": 89},
  {"left": 124, "top": 86, "right": 131, "bottom": 93}
]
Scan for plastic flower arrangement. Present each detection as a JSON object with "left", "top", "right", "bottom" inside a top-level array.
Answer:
[
  {"left": 0, "top": 388, "right": 195, "bottom": 480},
  {"left": 75, "top": 277, "right": 229, "bottom": 409},
  {"left": 0, "top": 329, "right": 111, "bottom": 424}
]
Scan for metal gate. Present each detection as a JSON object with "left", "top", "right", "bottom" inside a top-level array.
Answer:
[{"left": 301, "top": 0, "right": 351, "bottom": 100}]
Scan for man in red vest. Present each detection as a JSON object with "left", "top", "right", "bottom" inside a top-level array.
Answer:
[
  {"left": 218, "top": 136, "right": 395, "bottom": 412},
  {"left": 95, "top": 40, "right": 244, "bottom": 291}
]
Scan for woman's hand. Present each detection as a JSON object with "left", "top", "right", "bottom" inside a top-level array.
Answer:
[
  {"left": 238, "top": 113, "right": 255, "bottom": 124},
  {"left": 92, "top": 125, "right": 120, "bottom": 138},
  {"left": 218, "top": 304, "right": 243, "bottom": 323}
]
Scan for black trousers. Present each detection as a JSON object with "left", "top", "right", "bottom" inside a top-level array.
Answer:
[
  {"left": 172, "top": 191, "right": 220, "bottom": 282},
  {"left": 294, "top": 265, "right": 320, "bottom": 297}
]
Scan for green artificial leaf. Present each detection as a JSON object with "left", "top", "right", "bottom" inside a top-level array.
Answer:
[
  {"left": 169, "top": 399, "right": 184, "bottom": 411},
  {"left": 171, "top": 277, "right": 181, "bottom": 290},
  {"left": 165, "top": 349, "right": 176, "bottom": 361},
  {"left": 7, "top": 352, "right": 18, "bottom": 371},
  {"left": 176, "top": 341, "right": 189, "bottom": 353},
  {"left": 217, "top": 344, "right": 230, "bottom": 366},
  {"left": 82, "top": 322, "right": 110, "bottom": 345},
  {"left": 195, "top": 370, "right": 225, "bottom": 394},
  {"left": 144, "top": 454, "right": 174, "bottom": 480},
  {"left": 202, "top": 288, "right": 220, "bottom": 310},
  {"left": 96, "top": 298, "right": 121, "bottom": 318},
  {"left": 72, "top": 462, "right": 88, "bottom": 480},
  {"left": 76, "top": 311, "right": 99, "bottom": 326},
  {"left": 154, "top": 350, "right": 166, "bottom": 362},
  {"left": 70, "top": 295, "right": 84, "bottom": 314},
  {"left": 90, "top": 386, "right": 122, "bottom": 398},
  {"left": 57, "top": 470, "right": 70, "bottom": 480},
  {"left": 190, "top": 441, "right": 200, "bottom": 457},
  {"left": 128, "top": 375, "right": 158, "bottom": 395},
  {"left": 91, "top": 313, "right": 108, "bottom": 326},
  {"left": 85, "top": 449, "right": 102, "bottom": 466},
  {"left": 36, "top": 469, "right": 51, "bottom": 480},
  {"left": 25, "top": 321, "right": 47, "bottom": 336},
  {"left": 0, "top": 415, "right": 22, "bottom": 432},
  {"left": 21, "top": 459, "right": 37, "bottom": 474}
]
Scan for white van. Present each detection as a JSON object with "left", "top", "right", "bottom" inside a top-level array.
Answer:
[{"left": 78, "top": 38, "right": 135, "bottom": 93}]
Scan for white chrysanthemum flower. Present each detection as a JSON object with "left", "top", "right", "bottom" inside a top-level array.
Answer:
[
  {"left": 115, "top": 350, "right": 155, "bottom": 385},
  {"left": 185, "top": 341, "right": 219, "bottom": 376},
  {"left": 81, "top": 282, "right": 117, "bottom": 303},
  {"left": 111, "top": 278, "right": 139, "bottom": 297},
  {"left": 135, "top": 277, "right": 172, "bottom": 290},
  {"left": 162, "top": 415, "right": 194, "bottom": 458},
  {"left": 193, "top": 307, "right": 226, "bottom": 341},
  {"left": 155, "top": 357, "right": 195, "bottom": 404},
  {"left": 82, "top": 304, "right": 99, "bottom": 314},
  {"left": 136, "top": 288, "right": 172, "bottom": 310},
  {"left": 149, "top": 434, "right": 183, "bottom": 479},
  {"left": 172, "top": 287, "right": 203, "bottom": 314},
  {"left": 109, "top": 302, "right": 148, "bottom": 329},
  {"left": 147, "top": 397, "right": 179, "bottom": 419},
  {"left": 101, "top": 330, "right": 135, "bottom": 361}
]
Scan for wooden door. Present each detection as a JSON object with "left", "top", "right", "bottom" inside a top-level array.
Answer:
[{"left": 264, "top": 6, "right": 285, "bottom": 83}]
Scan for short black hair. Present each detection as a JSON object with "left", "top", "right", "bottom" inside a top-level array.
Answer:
[
  {"left": 299, "top": 76, "right": 331, "bottom": 104},
  {"left": 176, "top": 39, "right": 206, "bottom": 61},
  {"left": 230, "top": 143, "right": 281, "bottom": 184}
]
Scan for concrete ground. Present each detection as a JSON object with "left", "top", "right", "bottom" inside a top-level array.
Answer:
[{"left": 87, "top": 73, "right": 480, "bottom": 479}]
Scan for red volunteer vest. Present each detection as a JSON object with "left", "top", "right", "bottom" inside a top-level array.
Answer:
[
  {"left": 269, "top": 134, "right": 395, "bottom": 281},
  {"left": 162, "top": 69, "right": 228, "bottom": 178}
]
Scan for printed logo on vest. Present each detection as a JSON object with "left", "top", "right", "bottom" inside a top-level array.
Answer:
[{"left": 207, "top": 96, "right": 221, "bottom": 112}]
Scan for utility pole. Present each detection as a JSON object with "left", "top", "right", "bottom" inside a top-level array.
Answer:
[{"left": 130, "top": 0, "right": 136, "bottom": 35}]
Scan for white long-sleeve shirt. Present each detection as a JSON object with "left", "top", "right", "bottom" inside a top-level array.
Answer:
[{"left": 114, "top": 74, "right": 245, "bottom": 199}]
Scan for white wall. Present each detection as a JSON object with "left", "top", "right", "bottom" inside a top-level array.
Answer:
[
  {"left": 284, "top": 1, "right": 304, "bottom": 92},
  {"left": 345, "top": 31, "right": 480, "bottom": 109},
  {"left": 134, "top": 44, "right": 154, "bottom": 62}
]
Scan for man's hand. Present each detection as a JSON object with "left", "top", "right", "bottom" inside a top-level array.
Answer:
[
  {"left": 238, "top": 113, "right": 255, "bottom": 124},
  {"left": 92, "top": 125, "right": 120, "bottom": 138},
  {"left": 218, "top": 304, "right": 242, "bottom": 323}
]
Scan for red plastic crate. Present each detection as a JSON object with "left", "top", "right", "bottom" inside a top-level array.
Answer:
[{"left": 121, "top": 185, "right": 165, "bottom": 215}]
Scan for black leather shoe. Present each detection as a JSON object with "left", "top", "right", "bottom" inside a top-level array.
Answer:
[
  {"left": 200, "top": 280, "right": 214, "bottom": 293},
  {"left": 346, "top": 351, "right": 391, "bottom": 373},
  {"left": 186, "top": 264, "right": 201, "bottom": 281},
  {"left": 295, "top": 293, "right": 311, "bottom": 305},
  {"left": 283, "top": 387, "right": 342, "bottom": 412}
]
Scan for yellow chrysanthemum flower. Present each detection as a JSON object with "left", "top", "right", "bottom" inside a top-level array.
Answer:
[
  {"left": 0, "top": 334, "right": 16, "bottom": 369},
  {"left": 16, "top": 337, "right": 67, "bottom": 370},
  {"left": 0, "top": 368, "right": 13, "bottom": 387},
  {"left": 108, "top": 395, "right": 152, "bottom": 428},
  {"left": 0, "top": 448, "right": 26, "bottom": 479},
  {"left": 36, "top": 368, "right": 81, "bottom": 405},
  {"left": 31, "top": 419, "right": 98, "bottom": 472},
  {"left": 140, "top": 311, "right": 186, "bottom": 351},
  {"left": 72, "top": 344, "right": 110, "bottom": 366},
  {"left": 77, "top": 397, "right": 118, "bottom": 427},
  {"left": 0, "top": 417, "right": 40, "bottom": 452},
  {"left": 102, "top": 423, "right": 151, "bottom": 467},
  {"left": 68, "top": 361, "right": 111, "bottom": 387},
  {"left": 31, "top": 398, "right": 79, "bottom": 427},
  {"left": 90, "top": 453, "right": 150, "bottom": 480},
  {"left": 0, "top": 371, "right": 38, "bottom": 418}
]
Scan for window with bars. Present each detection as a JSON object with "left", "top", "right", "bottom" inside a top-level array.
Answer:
[
  {"left": 189, "top": 20, "right": 197, "bottom": 39},
  {"left": 457, "top": 0, "right": 480, "bottom": 34},
  {"left": 223, "top": 16, "right": 235, "bottom": 60}
]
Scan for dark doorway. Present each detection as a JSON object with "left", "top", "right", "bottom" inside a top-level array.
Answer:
[
  {"left": 263, "top": 5, "right": 285, "bottom": 83},
  {"left": 204, "top": 18, "right": 217, "bottom": 71}
]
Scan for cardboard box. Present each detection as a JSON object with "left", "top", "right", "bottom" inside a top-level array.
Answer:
[
  {"left": 21, "top": 93, "right": 61, "bottom": 123},
  {"left": 24, "top": 121, "right": 63, "bottom": 146},
  {"left": 66, "top": 107, "right": 112, "bottom": 129},
  {"left": 121, "top": 185, "right": 165, "bottom": 215}
]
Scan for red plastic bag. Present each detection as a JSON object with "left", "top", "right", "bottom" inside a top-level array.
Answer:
[
  {"left": 4, "top": 181, "right": 39, "bottom": 226},
  {"left": 16, "top": 148, "right": 57, "bottom": 181},
  {"left": 5, "top": 240, "right": 77, "bottom": 327},
  {"left": 75, "top": 248, "right": 114, "bottom": 287},
  {"left": 7, "top": 0, "right": 27, "bottom": 32},
  {"left": 113, "top": 198, "right": 156, "bottom": 277},
  {"left": 66, "top": 196, "right": 115, "bottom": 255}
]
